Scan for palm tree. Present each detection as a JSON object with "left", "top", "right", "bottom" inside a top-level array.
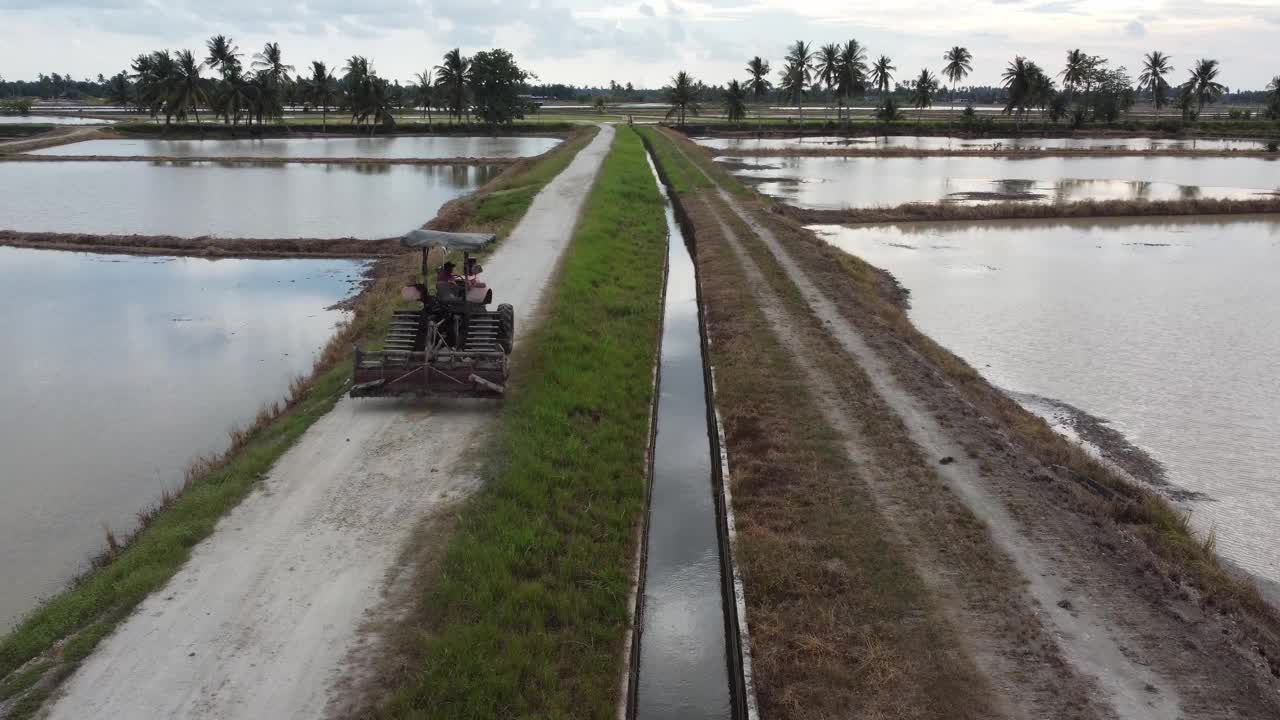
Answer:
[
  {"left": 1188, "top": 58, "right": 1226, "bottom": 118},
  {"left": 205, "top": 35, "right": 241, "bottom": 77},
  {"left": 1138, "top": 51, "right": 1173, "bottom": 118},
  {"left": 665, "top": 70, "right": 701, "bottom": 126},
  {"left": 835, "top": 39, "right": 867, "bottom": 123},
  {"left": 413, "top": 69, "right": 435, "bottom": 123},
  {"left": 942, "top": 46, "right": 973, "bottom": 110},
  {"left": 911, "top": 68, "right": 938, "bottom": 122},
  {"left": 252, "top": 42, "right": 293, "bottom": 84},
  {"left": 745, "top": 56, "right": 771, "bottom": 101},
  {"left": 1002, "top": 56, "right": 1037, "bottom": 130},
  {"left": 781, "top": 40, "right": 814, "bottom": 122},
  {"left": 304, "top": 61, "right": 337, "bottom": 131},
  {"left": 1266, "top": 75, "right": 1280, "bottom": 120},
  {"left": 871, "top": 55, "right": 896, "bottom": 98},
  {"left": 1060, "top": 48, "right": 1090, "bottom": 101},
  {"left": 723, "top": 79, "right": 748, "bottom": 124},
  {"left": 815, "top": 43, "right": 841, "bottom": 120},
  {"left": 107, "top": 72, "right": 130, "bottom": 110},
  {"left": 170, "top": 49, "right": 207, "bottom": 125},
  {"left": 435, "top": 48, "right": 471, "bottom": 123},
  {"left": 132, "top": 50, "right": 179, "bottom": 126}
]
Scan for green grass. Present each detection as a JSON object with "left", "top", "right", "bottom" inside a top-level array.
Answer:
[
  {"left": 635, "top": 126, "right": 711, "bottom": 193},
  {"left": 377, "top": 126, "right": 667, "bottom": 719}
]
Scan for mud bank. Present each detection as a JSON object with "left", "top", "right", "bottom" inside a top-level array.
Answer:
[
  {"left": 0, "top": 230, "right": 399, "bottom": 259},
  {"left": 1, "top": 153, "right": 519, "bottom": 165},
  {"left": 782, "top": 196, "right": 1280, "bottom": 224}
]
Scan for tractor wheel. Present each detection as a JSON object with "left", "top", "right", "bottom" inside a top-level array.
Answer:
[{"left": 497, "top": 304, "right": 514, "bottom": 353}]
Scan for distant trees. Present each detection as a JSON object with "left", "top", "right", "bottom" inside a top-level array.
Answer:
[
  {"left": 1268, "top": 76, "right": 1280, "bottom": 120},
  {"left": 468, "top": 49, "right": 531, "bottom": 125},
  {"left": 412, "top": 69, "right": 434, "bottom": 123},
  {"left": 664, "top": 71, "right": 701, "bottom": 126},
  {"left": 835, "top": 40, "right": 868, "bottom": 122},
  {"left": 1001, "top": 56, "right": 1039, "bottom": 129}
]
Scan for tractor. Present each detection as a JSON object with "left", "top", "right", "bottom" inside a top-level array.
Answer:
[{"left": 350, "top": 229, "right": 513, "bottom": 398}]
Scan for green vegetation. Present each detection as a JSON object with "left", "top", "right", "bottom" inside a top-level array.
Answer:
[{"left": 375, "top": 126, "right": 666, "bottom": 719}]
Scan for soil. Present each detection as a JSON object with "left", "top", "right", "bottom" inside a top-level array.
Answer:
[
  {"left": 0, "top": 154, "right": 517, "bottom": 166},
  {"left": 0, "top": 230, "right": 401, "bottom": 259},
  {"left": 41, "top": 124, "right": 616, "bottom": 720},
  {"left": 658, "top": 127, "right": 1280, "bottom": 718}
]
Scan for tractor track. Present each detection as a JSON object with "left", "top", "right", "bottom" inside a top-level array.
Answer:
[{"left": 41, "top": 124, "right": 616, "bottom": 720}]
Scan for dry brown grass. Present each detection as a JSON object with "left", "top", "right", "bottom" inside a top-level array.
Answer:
[
  {"left": 782, "top": 195, "right": 1280, "bottom": 225},
  {"left": 686, "top": 189, "right": 1006, "bottom": 719}
]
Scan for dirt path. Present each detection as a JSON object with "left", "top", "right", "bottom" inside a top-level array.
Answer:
[
  {"left": 43, "top": 123, "right": 615, "bottom": 720},
  {"left": 0, "top": 125, "right": 104, "bottom": 154},
  {"left": 659, "top": 130, "right": 1280, "bottom": 718}
]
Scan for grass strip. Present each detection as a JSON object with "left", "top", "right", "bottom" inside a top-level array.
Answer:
[
  {"left": 375, "top": 126, "right": 667, "bottom": 719},
  {"left": 0, "top": 130, "right": 601, "bottom": 718}
]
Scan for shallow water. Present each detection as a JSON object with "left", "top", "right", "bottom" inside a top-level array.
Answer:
[
  {"left": 812, "top": 217, "right": 1280, "bottom": 585},
  {"left": 635, "top": 153, "right": 732, "bottom": 719},
  {"left": 726, "top": 155, "right": 1280, "bottom": 209},
  {"left": 0, "top": 115, "right": 114, "bottom": 125},
  {"left": 33, "top": 135, "right": 560, "bottom": 159},
  {"left": 0, "top": 248, "right": 358, "bottom": 630},
  {"left": 697, "top": 135, "right": 1270, "bottom": 153},
  {"left": 0, "top": 161, "right": 501, "bottom": 238}
]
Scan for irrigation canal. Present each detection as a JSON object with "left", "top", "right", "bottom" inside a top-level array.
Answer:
[{"left": 627, "top": 150, "right": 749, "bottom": 719}]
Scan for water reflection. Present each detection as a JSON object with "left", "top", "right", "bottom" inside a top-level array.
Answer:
[
  {"left": 0, "top": 247, "right": 358, "bottom": 630},
  {"left": 811, "top": 218, "right": 1280, "bottom": 587},
  {"left": 0, "top": 161, "right": 502, "bottom": 238},
  {"left": 32, "top": 136, "right": 560, "bottom": 159},
  {"left": 726, "top": 155, "right": 1280, "bottom": 210}
]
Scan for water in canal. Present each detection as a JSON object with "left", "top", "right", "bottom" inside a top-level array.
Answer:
[
  {"left": 33, "top": 135, "right": 561, "bottom": 159},
  {"left": 696, "top": 135, "right": 1272, "bottom": 153},
  {"left": 722, "top": 155, "right": 1280, "bottom": 209},
  {"left": 0, "top": 161, "right": 501, "bottom": 238},
  {"left": 0, "top": 115, "right": 114, "bottom": 125},
  {"left": 0, "top": 248, "right": 358, "bottom": 630},
  {"left": 633, "top": 153, "right": 732, "bottom": 719},
  {"left": 811, "top": 217, "right": 1280, "bottom": 589}
]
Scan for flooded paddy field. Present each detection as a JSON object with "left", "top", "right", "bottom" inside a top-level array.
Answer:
[
  {"left": 697, "top": 134, "right": 1272, "bottom": 153},
  {"left": 32, "top": 135, "right": 561, "bottom": 159},
  {"left": 725, "top": 154, "right": 1280, "bottom": 209},
  {"left": 0, "top": 160, "right": 501, "bottom": 238},
  {"left": 812, "top": 217, "right": 1280, "bottom": 587},
  {"left": 0, "top": 247, "right": 359, "bottom": 630}
]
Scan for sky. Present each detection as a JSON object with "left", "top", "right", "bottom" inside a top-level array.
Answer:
[{"left": 1, "top": 0, "right": 1277, "bottom": 90}]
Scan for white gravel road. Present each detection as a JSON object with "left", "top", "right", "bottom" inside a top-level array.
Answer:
[{"left": 44, "top": 123, "right": 615, "bottom": 720}]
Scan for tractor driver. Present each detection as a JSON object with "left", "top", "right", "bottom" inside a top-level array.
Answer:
[{"left": 436, "top": 260, "right": 464, "bottom": 299}]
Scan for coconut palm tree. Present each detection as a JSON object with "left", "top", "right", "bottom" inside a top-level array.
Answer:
[
  {"left": 107, "top": 72, "right": 130, "bottom": 110},
  {"left": 435, "top": 48, "right": 471, "bottom": 123},
  {"left": 205, "top": 35, "right": 241, "bottom": 77},
  {"left": 1188, "top": 58, "right": 1226, "bottom": 118},
  {"left": 745, "top": 56, "right": 771, "bottom": 101},
  {"left": 835, "top": 39, "right": 867, "bottom": 123},
  {"left": 942, "top": 46, "right": 972, "bottom": 109},
  {"left": 1002, "top": 56, "right": 1037, "bottom": 130},
  {"left": 1267, "top": 75, "right": 1280, "bottom": 120},
  {"left": 1060, "top": 48, "right": 1090, "bottom": 101},
  {"left": 723, "top": 79, "right": 748, "bottom": 124},
  {"left": 1138, "top": 51, "right": 1173, "bottom": 118},
  {"left": 252, "top": 42, "right": 293, "bottom": 84},
  {"left": 305, "top": 61, "right": 337, "bottom": 131},
  {"left": 911, "top": 68, "right": 938, "bottom": 122},
  {"left": 131, "top": 50, "right": 179, "bottom": 126},
  {"left": 413, "top": 69, "right": 435, "bottom": 123},
  {"left": 871, "top": 55, "right": 896, "bottom": 99},
  {"left": 170, "top": 49, "right": 207, "bottom": 125},
  {"left": 815, "top": 43, "right": 841, "bottom": 120},
  {"left": 781, "top": 40, "right": 814, "bottom": 122},
  {"left": 665, "top": 70, "right": 701, "bottom": 126}
]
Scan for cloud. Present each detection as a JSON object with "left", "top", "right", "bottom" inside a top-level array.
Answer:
[
  {"left": 637, "top": 2, "right": 654, "bottom": 16},
  {"left": 1125, "top": 19, "right": 1146, "bottom": 37}
]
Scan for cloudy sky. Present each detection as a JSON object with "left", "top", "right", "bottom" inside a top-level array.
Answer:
[{"left": 1, "top": 0, "right": 1277, "bottom": 89}]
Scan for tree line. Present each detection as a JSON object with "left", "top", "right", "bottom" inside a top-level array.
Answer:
[
  {"left": 33, "top": 38, "right": 533, "bottom": 130},
  {"left": 662, "top": 43, "right": 1280, "bottom": 127}
]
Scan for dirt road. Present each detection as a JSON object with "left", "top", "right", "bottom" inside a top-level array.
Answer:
[
  {"left": 44, "top": 124, "right": 615, "bottom": 720},
  {"left": 0, "top": 125, "right": 104, "bottom": 154}
]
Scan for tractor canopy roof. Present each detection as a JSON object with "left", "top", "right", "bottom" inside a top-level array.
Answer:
[{"left": 401, "top": 229, "right": 496, "bottom": 252}]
